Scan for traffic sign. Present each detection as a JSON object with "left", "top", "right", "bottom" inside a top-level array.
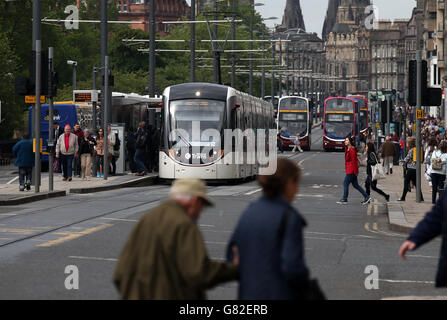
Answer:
[
  {"left": 416, "top": 110, "right": 424, "bottom": 119},
  {"left": 73, "top": 90, "right": 100, "bottom": 103},
  {"left": 25, "top": 96, "right": 46, "bottom": 104}
]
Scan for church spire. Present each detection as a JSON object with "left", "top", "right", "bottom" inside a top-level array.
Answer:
[{"left": 281, "top": 0, "right": 306, "bottom": 31}]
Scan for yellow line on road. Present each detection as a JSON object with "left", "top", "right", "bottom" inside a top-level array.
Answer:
[
  {"left": 37, "top": 224, "right": 113, "bottom": 247},
  {"left": 0, "top": 228, "right": 35, "bottom": 235}
]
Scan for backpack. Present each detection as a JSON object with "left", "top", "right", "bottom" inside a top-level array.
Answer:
[
  {"left": 114, "top": 133, "right": 120, "bottom": 151},
  {"left": 136, "top": 130, "right": 147, "bottom": 149},
  {"left": 432, "top": 151, "right": 443, "bottom": 171}
]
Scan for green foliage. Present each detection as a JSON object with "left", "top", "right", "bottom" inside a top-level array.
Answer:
[{"left": 0, "top": 0, "right": 275, "bottom": 139}]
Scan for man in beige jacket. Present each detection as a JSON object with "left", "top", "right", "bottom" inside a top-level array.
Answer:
[{"left": 56, "top": 124, "right": 79, "bottom": 181}]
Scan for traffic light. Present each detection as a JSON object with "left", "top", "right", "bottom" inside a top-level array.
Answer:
[
  {"left": 380, "top": 99, "right": 393, "bottom": 123},
  {"left": 48, "top": 71, "right": 58, "bottom": 98},
  {"left": 408, "top": 60, "right": 442, "bottom": 106},
  {"left": 29, "top": 50, "right": 49, "bottom": 96},
  {"left": 101, "top": 72, "right": 114, "bottom": 87},
  {"left": 14, "top": 77, "right": 33, "bottom": 96}
]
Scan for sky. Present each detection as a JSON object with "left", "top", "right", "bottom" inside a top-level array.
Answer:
[{"left": 186, "top": 0, "right": 415, "bottom": 37}]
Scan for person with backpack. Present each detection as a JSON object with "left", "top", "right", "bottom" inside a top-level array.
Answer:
[
  {"left": 365, "top": 142, "right": 390, "bottom": 202},
  {"left": 337, "top": 137, "right": 371, "bottom": 205},
  {"left": 398, "top": 137, "right": 425, "bottom": 202},
  {"left": 429, "top": 141, "right": 447, "bottom": 204},
  {"left": 134, "top": 122, "right": 148, "bottom": 176}
]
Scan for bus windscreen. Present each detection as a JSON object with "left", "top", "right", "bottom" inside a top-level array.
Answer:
[
  {"left": 325, "top": 98, "right": 354, "bottom": 112},
  {"left": 279, "top": 98, "right": 307, "bottom": 111}
]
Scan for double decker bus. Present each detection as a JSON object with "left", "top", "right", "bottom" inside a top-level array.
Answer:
[
  {"left": 323, "top": 97, "right": 357, "bottom": 151},
  {"left": 348, "top": 95, "right": 369, "bottom": 139},
  {"left": 277, "top": 96, "right": 312, "bottom": 151}
]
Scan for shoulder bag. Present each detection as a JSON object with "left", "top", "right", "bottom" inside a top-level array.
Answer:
[{"left": 371, "top": 152, "right": 385, "bottom": 181}]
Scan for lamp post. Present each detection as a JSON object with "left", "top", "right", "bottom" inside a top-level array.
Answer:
[
  {"left": 67, "top": 60, "right": 77, "bottom": 91},
  {"left": 259, "top": 17, "right": 278, "bottom": 98}
]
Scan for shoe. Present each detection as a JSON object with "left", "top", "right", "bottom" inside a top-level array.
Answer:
[
  {"left": 63, "top": 178, "right": 67, "bottom": 181},
  {"left": 390, "top": 168, "right": 393, "bottom": 174},
  {"left": 337, "top": 199, "right": 348, "bottom": 205},
  {"left": 25, "top": 181, "right": 31, "bottom": 191},
  {"left": 361, "top": 197, "right": 372, "bottom": 206},
  {"left": 100, "top": 173, "right": 104, "bottom": 178},
  {"left": 87, "top": 177, "right": 91, "bottom": 181},
  {"left": 76, "top": 175, "right": 81, "bottom": 178},
  {"left": 385, "top": 195, "right": 390, "bottom": 202},
  {"left": 83, "top": 177, "right": 87, "bottom": 181},
  {"left": 97, "top": 173, "right": 100, "bottom": 178},
  {"left": 19, "top": 185, "right": 25, "bottom": 192},
  {"left": 68, "top": 177, "right": 72, "bottom": 182},
  {"left": 397, "top": 198, "right": 405, "bottom": 202}
]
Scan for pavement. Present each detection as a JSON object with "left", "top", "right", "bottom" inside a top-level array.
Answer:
[
  {"left": 0, "top": 127, "right": 445, "bottom": 300},
  {"left": 0, "top": 172, "right": 158, "bottom": 206},
  {"left": 370, "top": 164, "right": 433, "bottom": 233}
]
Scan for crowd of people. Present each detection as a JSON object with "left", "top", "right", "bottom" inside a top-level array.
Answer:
[{"left": 11, "top": 120, "right": 160, "bottom": 191}]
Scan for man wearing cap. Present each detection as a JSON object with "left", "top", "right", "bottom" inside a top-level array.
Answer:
[{"left": 113, "top": 179, "right": 239, "bottom": 300}]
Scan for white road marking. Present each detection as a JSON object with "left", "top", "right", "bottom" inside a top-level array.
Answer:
[
  {"left": 0, "top": 214, "right": 17, "bottom": 216},
  {"left": 69, "top": 256, "right": 118, "bottom": 262},
  {"left": 379, "top": 279, "right": 435, "bottom": 284},
  {"left": 297, "top": 194, "right": 324, "bottom": 198},
  {"left": 6, "top": 176, "right": 19, "bottom": 185},
  {"left": 407, "top": 254, "right": 438, "bottom": 259},
  {"left": 245, "top": 188, "right": 262, "bottom": 195},
  {"left": 305, "top": 231, "right": 377, "bottom": 239},
  {"left": 199, "top": 224, "right": 215, "bottom": 228},
  {"left": 305, "top": 236, "right": 341, "bottom": 241}
]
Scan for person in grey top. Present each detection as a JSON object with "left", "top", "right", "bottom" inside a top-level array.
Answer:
[{"left": 398, "top": 137, "right": 424, "bottom": 202}]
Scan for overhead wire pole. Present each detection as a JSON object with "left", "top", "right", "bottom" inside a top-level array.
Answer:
[
  {"left": 231, "top": 0, "right": 236, "bottom": 88},
  {"left": 100, "top": 0, "right": 107, "bottom": 131},
  {"left": 249, "top": 6, "right": 253, "bottom": 95},
  {"left": 286, "top": 41, "right": 289, "bottom": 95},
  {"left": 33, "top": 0, "right": 41, "bottom": 193},
  {"left": 190, "top": 0, "right": 196, "bottom": 82},
  {"left": 271, "top": 37, "right": 275, "bottom": 101},
  {"left": 48, "top": 47, "right": 54, "bottom": 192},
  {"left": 213, "top": 0, "right": 219, "bottom": 84},
  {"left": 261, "top": 26, "right": 265, "bottom": 98},
  {"left": 416, "top": 50, "right": 422, "bottom": 203},
  {"left": 149, "top": 0, "right": 156, "bottom": 95},
  {"left": 278, "top": 38, "right": 282, "bottom": 97}
]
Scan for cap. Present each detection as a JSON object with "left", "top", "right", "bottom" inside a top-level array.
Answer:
[{"left": 170, "top": 179, "right": 214, "bottom": 207}]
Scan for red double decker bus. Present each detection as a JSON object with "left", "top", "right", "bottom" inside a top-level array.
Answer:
[
  {"left": 323, "top": 97, "right": 357, "bottom": 151},
  {"left": 348, "top": 95, "right": 369, "bottom": 138}
]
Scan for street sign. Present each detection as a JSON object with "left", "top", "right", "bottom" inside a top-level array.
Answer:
[
  {"left": 376, "top": 122, "right": 380, "bottom": 128},
  {"left": 416, "top": 110, "right": 424, "bottom": 119},
  {"left": 32, "top": 138, "right": 43, "bottom": 153},
  {"left": 25, "top": 96, "right": 46, "bottom": 104}
]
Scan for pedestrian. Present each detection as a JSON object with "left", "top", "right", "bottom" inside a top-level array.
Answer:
[
  {"left": 107, "top": 125, "right": 119, "bottom": 176},
  {"left": 53, "top": 122, "right": 64, "bottom": 173},
  {"left": 398, "top": 137, "right": 424, "bottom": 202},
  {"left": 337, "top": 137, "right": 371, "bottom": 205},
  {"left": 227, "top": 158, "right": 323, "bottom": 300},
  {"left": 134, "top": 121, "right": 148, "bottom": 176},
  {"left": 72, "top": 123, "right": 83, "bottom": 178},
  {"left": 391, "top": 131, "right": 399, "bottom": 142},
  {"left": 94, "top": 128, "right": 106, "bottom": 178},
  {"left": 399, "top": 190, "right": 447, "bottom": 287},
  {"left": 113, "top": 178, "right": 238, "bottom": 300},
  {"left": 126, "top": 128, "right": 137, "bottom": 173},
  {"left": 364, "top": 142, "right": 390, "bottom": 202},
  {"left": 277, "top": 129, "right": 284, "bottom": 154},
  {"left": 78, "top": 128, "right": 97, "bottom": 181},
  {"left": 429, "top": 141, "right": 447, "bottom": 204},
  {"left": 292, "top": 135, "right": 304, "bottom": 153},
  {"left": 12, "top": 134, "right": 34, "bottom": 192},
  {"left": 380, "top": 136, "right": 396, "bottom": 175},
  {"left": 424, "top": 138, "right": 438, "bottom": 189},
  {"left": 53, "top": 122, "right": 64, "bottom": 142},
  {"left": 399, "top": 133, "right": 406, "bottom": 161},
  {"left": 56, "top": 124, "right": 79, "bottom": 182}
]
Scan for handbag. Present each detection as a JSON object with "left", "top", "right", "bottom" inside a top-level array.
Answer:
[
  {"left": 53, "top": 158, "right": 61, "bottom": 173},
  {"left": 371, "top": 153, "right": 385, "bottom": 181}
]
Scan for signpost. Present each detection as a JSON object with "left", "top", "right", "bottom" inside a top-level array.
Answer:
[{"left": 25, "top": 96, "right": 46, "bottom": 104}]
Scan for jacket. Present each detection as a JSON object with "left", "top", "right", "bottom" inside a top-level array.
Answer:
[
  {"left": 113, "top": 200, "right": 238, "bottom": 300},
  {"left": 227, "top": 196, "right": 309, "bottom": 300},
  {"left": 408, "top": 190, "right": 447, "bottom": 287},
  {"left": 366, "top": 151, "right": 379, "bottom": 178},
  {"left": 12, "top": 139, "right": 34, "bottom": 168},
  {"left": 404, "top": 148, "right": 417, "bottom": 170},
  {"left": 380, "top": 141, "right": 396, "bottom": 157},
  {"left": 78, "top": 136, "right": 97, "bottom": 155},
  {"left": 430, "top": 149, "right": 447, "bottom": 176},
  {"left": 56, "top": 133, "right": 79, "bottom": 156},
  {"left": 345, "top": 147, "right": 359, "bottom": 175}
]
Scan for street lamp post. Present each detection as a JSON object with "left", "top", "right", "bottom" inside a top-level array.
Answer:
[{"left": 67, "top": 60, "right": 77, "bottom": 91}]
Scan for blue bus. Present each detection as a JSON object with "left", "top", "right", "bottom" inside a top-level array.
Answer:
[{"left": 28, "top": 103, "right": 95, "bottom": 162}]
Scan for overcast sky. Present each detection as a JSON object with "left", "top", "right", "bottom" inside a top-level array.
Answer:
[{"left": 186, "top": 0, "right": 415, "bottom": 37}]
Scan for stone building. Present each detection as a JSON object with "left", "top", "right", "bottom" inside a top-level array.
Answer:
[
  {"left": 196, "top": 0, "right": 253, "bottom": 13},
  {"left": 369, "top": 19, "right": 407, "bottom": 94},
  {"left": 323, "top": 0, "right": 371, "bottom": 95},
  {"left": 117, "top": 0, "right": 190, "bottom": 34}
]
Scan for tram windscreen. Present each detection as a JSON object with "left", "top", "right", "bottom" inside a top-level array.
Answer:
[
  {"left": 279, "top": 98, "right": 307, "bottom": 111},
  {"left": 324, "top": 113, "right": 354, "bottom": 139},
  {"left": 169, "top": 99, "right": 225, "bottom": 149}
]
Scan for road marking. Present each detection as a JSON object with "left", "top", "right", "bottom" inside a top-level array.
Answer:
[
  {"left": 37, "top": 224, "right": 113, "bottom": 247},
  {"left": 374, "top": 204, "right": 379, "bottom": 216},
  {"left": 69, "top": 256, "right": 118, "bottom": 262},
  {"left": 364, "top": 222, "right": 405, "bottom": 238},
  {"left": 296, "top": 194, "right": 324, "bottom": 198},
  {"left": 407, "top": 254, "right": 438, "bottom": 259},
  {"left": 379, "top": 279, "right": 435, "bottom": 284},
  {"left": 305, "top": 231, "right": 377, "bottom": 239},
  {"left": 101, "top": 217, "right": 138, "bottom": 222},
  {"left": 205, "top": 241, "right": 227, "bottom": 245},
  {"left": 245, "top": 188, "right": 262, "bottom": 195},
  {"left": 0, "top": 214, "right": 17, "bottom": 216},
  {"left": 6, "top": 176, "right": 19, "bottom": 185},
  {"left": 0, "top": 228, "right": 35, "bottom": 235},
  {"left": 367, "top": 205, "right": 372, "bottom": 216},
  {"left": 305, "top": 236, "right": 341, "bottom": 242},
  {"left": 199, "top": 224, "right": 215, "bottom": 228}
]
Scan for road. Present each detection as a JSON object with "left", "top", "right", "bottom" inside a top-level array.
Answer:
[{"left": 0, "top": 127, "right": 445, "bottom": 299}]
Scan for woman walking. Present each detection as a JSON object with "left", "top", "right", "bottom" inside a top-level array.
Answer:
[
  {"left": 365, "top": 142, "right": 390, "bottom": 202},
  {"left": 79, "top": 128, "right": 96, "bottom": 181},
  {"left": 429, "top": 141, "right": 447, "bottom": 204},
  {"left": 95, "top": 129, "right": 105, "bottom": 178},
  {"left": 226, "top": 158, "right": 318, "bottom": 300},
  {"left": 337, "top": 137, "right": 371, "bottom": 205},
  {"left": 398, "top": 138, "right": 424, "bottom": 202}
]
